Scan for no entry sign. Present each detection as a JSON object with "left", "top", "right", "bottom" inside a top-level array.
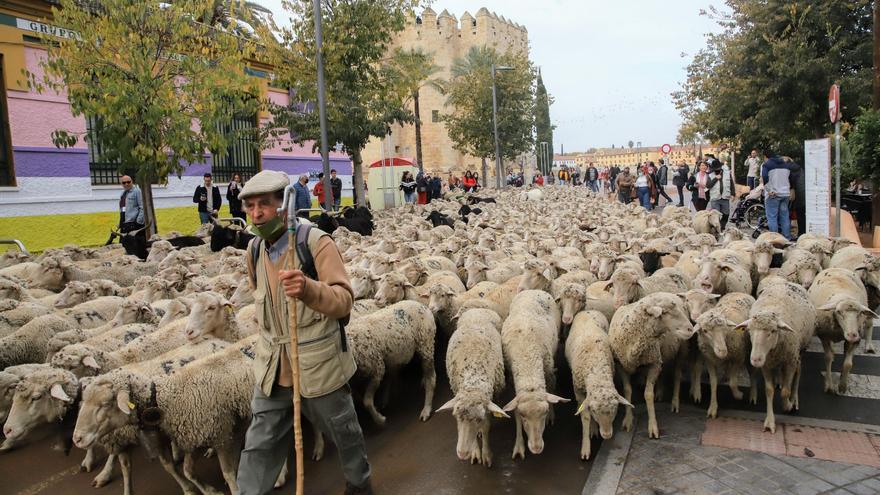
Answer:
[
  {"left": 660, "top": 143, "right": 672, "bottom": 154},
  {"left": 828, "top": 84, "right": 840, "bottom": 123}
]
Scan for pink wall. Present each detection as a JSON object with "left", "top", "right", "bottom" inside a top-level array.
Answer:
[{"left": 8, "top": 47, "right": 347, "bottom": 161}]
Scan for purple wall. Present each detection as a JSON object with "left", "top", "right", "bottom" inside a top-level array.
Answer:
[{"left": 10, "top": 147, "right": 351, "bottom": 178}]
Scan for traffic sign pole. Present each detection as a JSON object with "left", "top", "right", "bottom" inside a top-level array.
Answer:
[{"left": 829, "top": 84, "right": 841, "bottom": 236}]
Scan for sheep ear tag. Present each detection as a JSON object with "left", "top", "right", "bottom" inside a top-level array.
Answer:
[
  {"left": 128, "top": 402, "right": 135, "bottom": 411},
  {"left": 575, "top": 401, "right": 588, "bottom": 416},
  {"left": 225, "top": 305, "right": 234, "bottom": 314}
]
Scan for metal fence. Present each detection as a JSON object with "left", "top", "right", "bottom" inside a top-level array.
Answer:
[{"left": 212, "top": 113, "right": 260, "bottom": 183}]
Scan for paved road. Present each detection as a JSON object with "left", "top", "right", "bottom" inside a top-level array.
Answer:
[{"left": 1, "top": 357, "right": 595, "bottom": 495}]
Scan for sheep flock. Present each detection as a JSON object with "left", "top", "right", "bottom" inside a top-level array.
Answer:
[{"left": 0, "top": 185, "right": 877, "bottom": 494}]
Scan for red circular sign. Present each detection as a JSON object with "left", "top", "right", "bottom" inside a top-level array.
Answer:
[
  {"left": 661, "top": 144, "right": 672, "bottom": 154},
  {"left": 828, "top": 84, "right": 840, "bottom": 123}
]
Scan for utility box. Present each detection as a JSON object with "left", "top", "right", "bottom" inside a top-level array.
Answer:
[{"left": 367, "top": 158, "right": 417, "bottom": 210}]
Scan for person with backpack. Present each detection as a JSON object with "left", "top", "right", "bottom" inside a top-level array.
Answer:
[{"left": 236, "top": 170, "right": 372, "bottom": 495}]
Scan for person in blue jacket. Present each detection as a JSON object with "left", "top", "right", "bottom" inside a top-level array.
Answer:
[
  {"left": 293, "top": 173, "right": 311, "bottom": 218},
  {"left": 761, "top": 149, "right": 799, "bottom": 240}
]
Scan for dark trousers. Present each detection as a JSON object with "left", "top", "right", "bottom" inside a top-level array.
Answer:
[
  {"left": 655, "top": 184, "right": 672, "bottom": 204},
  {"left": 675, "top": 184, "right": 685, "bottom": 206},
  {"left": 747, "top": 177, "right": 757, "bottom": 190},
  {"left": 693, "top": 197, "right": 708, "bottom": 211},
  {"left": 795, "top": 204, "right": 806, "bottom": 238},
  {"left": 238, "top": 384, "right": 371, "bottom": 495}
]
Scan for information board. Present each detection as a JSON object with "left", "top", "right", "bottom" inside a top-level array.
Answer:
[{"left": 804, "top": 138, "right": 831, "bottom": 236}]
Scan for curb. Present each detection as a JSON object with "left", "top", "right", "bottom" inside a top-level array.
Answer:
[{"left": 582, "top": 418, "right": 635, "bottom": 495}]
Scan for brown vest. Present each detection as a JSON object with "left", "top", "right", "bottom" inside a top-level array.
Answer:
[{"left": 250, "top": 228, "right": 356, "bottom": 398}]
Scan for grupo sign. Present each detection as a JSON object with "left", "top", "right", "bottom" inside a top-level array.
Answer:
[{"left": 16, "top": 18, "right": 80, "bottom": 40}]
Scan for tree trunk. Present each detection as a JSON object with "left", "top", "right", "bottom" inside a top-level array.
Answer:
[
  {"left": 139, "top": 176, "right": 157, "bottom": 237},
  {"left": 874, "top": 0, "right": 880, "bottom": 109},
  {"left": 414, "top": 91, "right": 424, "bottom": 173},
  {"left": 481, "top": 157, "right": 488, "bottom": 188},
  {"left": 352, "top": 148, "right": 366, "bottom": 208}
]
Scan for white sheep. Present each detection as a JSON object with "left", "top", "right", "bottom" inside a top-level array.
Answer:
[
  {"left": 609, "top": 292, "right": 695, "bottom": 438},
  {"left": 53, "top": 279, "right": 130, "bottom": 309},
  {"left": 692, "top": 293, "right": 755, "bottom": 417},
  {"left": 693, "top": 209, "right": 722, "bottom": 235},
  {"left": 426, "top": 280, "right": 497, "bottom": 335},
  {"left": 501, "top": 290, "right": 568, "bottom": 459},
  {"left": 346, "top": 300, "right": 437, "bottom": 425},
  {"left": 778, "top": 248, "right": 823, "bottom": 289},
  {"left": 694, "top": 257, "right": 753, "bottom": 295},
  {"left": 807, "top": 268, "right": 876, "bottom": 394},
  {"left": 608, "top": 266, "right": 691, "bottom": 308},
  {"left": 0, "top": 314, "right": 73, "bottom": 369},
  {"left": 436, "top": 309, "right": 508, "bottom": 467},
  {"left": 830, "top": 246, "right": 880, "bottom": 353},
  {"left": 566, "top": 310, "right": 631, "bottom": 460},
  {"left": 0, "top": 363, "right": 48, "bottom": 426},
  {"left": 734, "top": 282, "right": 816, "bottom": 433}
]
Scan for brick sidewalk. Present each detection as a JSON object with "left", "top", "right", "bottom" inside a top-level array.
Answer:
[{"left": 615, "top": 407, "right": 880, "bottom": 495}]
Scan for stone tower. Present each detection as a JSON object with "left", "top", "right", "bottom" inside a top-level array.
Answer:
[{"left": 361, "top": 6, "right": 529, "bottom": 178}]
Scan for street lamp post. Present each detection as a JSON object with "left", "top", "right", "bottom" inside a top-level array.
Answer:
[
  {"left": 492, "top": 64, "right": 514, "bottom": 190},
  {"left": 637, "top": 141, "right": 642, "bottom": 167},
  {"left": 314, "top": 0, "right": 332, "bottom": 212}
]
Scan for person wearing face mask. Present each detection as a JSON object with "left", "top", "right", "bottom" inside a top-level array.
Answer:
[{"left": 236, "top": 170, "right": 372, "bottom": 495}]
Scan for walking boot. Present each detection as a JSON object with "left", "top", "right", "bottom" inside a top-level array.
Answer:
[{"left": 344, "top": 480, "right": 374, "bottom": 495}]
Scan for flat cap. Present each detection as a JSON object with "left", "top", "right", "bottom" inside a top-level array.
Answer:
[{"left": 238, "top": 170, "right": 290, "bottom": 200}]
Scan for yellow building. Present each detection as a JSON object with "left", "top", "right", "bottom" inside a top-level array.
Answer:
[
  {"left": 361, "top": 7, "right": 529, "bottom": 177},
  {"left": 577, "top": 144, "right": 723, "bottom": 170}
]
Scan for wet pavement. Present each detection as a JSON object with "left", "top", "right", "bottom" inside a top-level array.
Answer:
[{"left": 2, "top": 360, "right": 595, "bottom": 495}]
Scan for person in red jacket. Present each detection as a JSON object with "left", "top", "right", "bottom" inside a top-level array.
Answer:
[
  {"left": 534, "top": 174, "right": 544, "bottom": 186},
  {"left": 462, "top": 170, "right": 477, "bottom": 192},
  {"left": 312, "top": 172, "right": 332, "bottom": 208}
]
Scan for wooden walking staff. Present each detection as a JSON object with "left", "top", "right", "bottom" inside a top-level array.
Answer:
[{"left": 279, "top": 185, "right": 305, "bottom": 495}]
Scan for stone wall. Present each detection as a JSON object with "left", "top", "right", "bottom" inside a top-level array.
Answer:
[{"left": 362, "top": 7, "right": 529, "bottom": 179}]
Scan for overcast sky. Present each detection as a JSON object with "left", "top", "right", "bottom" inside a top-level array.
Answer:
[{"left": 260, "top": 0, "right": 722, "bottom": 153}]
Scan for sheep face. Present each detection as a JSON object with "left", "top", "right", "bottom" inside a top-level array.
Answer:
[
  {"left": 0, "top": 279, "right": 23, "bottom": 300},
  {"left": 437, "top": 393, "right": 506, "bottom": 463},
  {"left": 741, "top": 313, "right": 794, "bottom": 368},
  {"left": 229, "top": 283, "right": 255, "bottom": 309},
  {"left": 695, "top": 312, "right": 737, "bottom": 359},
  {"left": 464, "top": 262, "right": 488, "bottom": 289},
  {"left": 31, "top": 257, "right": 66, "bottom": 291},
  {"left": 788, "top": 260, "right": 821, "bottom": 289},
  {"left": 51, "top": 345, "right": 105, "bottom": 377},
  {"left": 73, "top": 378, "right": 132, "bottom": 450},
  {"left": 750, "top": 242, "right": 780, "bottom": 276},
  {"left": 184, "top": 292, "right": 233, "bottom": 341},
  {"left": 159, "top": 299, "right": 191, "bottom": 327},
  {"left": 610, "top": 268, "right": 642, "bottom": 308},
  {"left": 585, "top": 390, "right": 628, "bottom": 440},
  {"left": 518, "top": 260, "right": 551, "bottom": 292},
  {"left": 559, "top": 285, "right": 586, "bottom": 325},
  {"left": 502, "top": 391, "right": 569, "bottom": 455},
  {"left": 0, "top": 372, "right": 19, "bottom": 424},
  {"left": 4, "top": 373, "right": 74, "bottom": 443},
  {"left": 682, "top": 290, "right": 720, "bottom": 322},
  {"left": 54, "top": 282, "right": 92, "bottom": 309},
  {"left": 695, "top": 259, "right": 730, "bottom": 294},
  {"left": 377, "top": 272, "right": 417, "bottom": 307},
  {"left": 426, "top": 284, "right": 455, "bottom": 315},
  {"left": 368, "top": 256, "right": 393, "bottom": 278},
  {"left": 110, "top": 300, "right": 156, "bottom": 328},
  {"left": 398, "top": 261, "right": 428, "bottom": 286},
  {"left": 595, "top": 253, "right": 618, "bottom": 282},
  {"left": 643, "top": 295, "right": 695, "bottom": 341},
  {"left": 819, "top": 300, "right": 876, "bottom": 344},
  {"left": 855, "top": 258, "right": 880, "bottom": 290}
]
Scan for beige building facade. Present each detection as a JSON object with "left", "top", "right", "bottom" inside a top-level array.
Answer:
[
  {"left": 362, "top": 7, "right": 529, "bottom": 177},
  {"left": 575, "top": 144, "right": 724, "bottom": 170}
]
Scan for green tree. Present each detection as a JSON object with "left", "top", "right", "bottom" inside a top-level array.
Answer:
[
  {"left": 29, "top": 0, "right": 263, "bottom": 234},
  {"left": 443, "top": 46, "right": 536, "bottom": 185},
  {"left": 847, "top": 108, "right": 880, "bottom": 183},
  {"left": 534, "top": 69, "right": 554, "bottom": 175},
  {"left": 673, "top": 0, "right": 873, "bottom": 162},
  {"left": 168, "top": 0, "right": 274, "bottom": 36},
  {"left": 385, "top": 47, "right": 444, "bottom": 173},
  {"left": 266, "top": 0, "right": 420, "bottom": 206}
]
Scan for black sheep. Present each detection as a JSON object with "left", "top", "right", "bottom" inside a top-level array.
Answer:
[
  {"left": 468, "top": 196, "right": 496, "bottom": 205},
  {"left": 210, "top": 224, "right": 254, "bottom": 252},
  {"left": 426, "top": 210, "right": 455, "bottom": 228}
]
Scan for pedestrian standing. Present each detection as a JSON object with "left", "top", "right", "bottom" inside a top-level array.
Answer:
[
  {"left": 609, "top": 165, "right": 619, "bottom": 194},
  {"left": 399, "top": 171, "right": 417, "bottom": 204},
  {"left": 636, "top": 166, "right": 657, "bottom": 210},
  {"left": 687, "top": 162, "right": 710, "bottom": 211},
  {"left": 312, "top": 172, "right": 331, "bottom": 209},
  {"left": 416, "top": 171, "right": 429, "bottom": 205},
  {"left": 616, "top": 168, "right": 635, "bottom": 204},
  {"left": 707, "top": 161, "right": 735, "bottom": 229},
  {"left": 236, "top": 170, "right": 372, "bottom": 495},
  {"left": 597, "top": 167, "right": 608, "bottom": 194},
  {"left": 744, "top": 150, "right": 761, "bottom": 190},
  {"left": 193, "top": 172, "right": 222, "bottom": 224},
  {"left": 293, "top": 174, "right": 311, "bottom": 218},
  {"left": 586, "top": 163, "right": 599, "bottom": 193},
  {"left": 330, "top": 169, "right": 343, "bottom": 211},
  {"left": 672, "top": 162, "right": 689, "bottom": 207},
  {"left": 227, "top": 173, "right": 246, "bottom": 221},
  {"left": 430, "top": 175, "right": 442, "bottom": 202},
  {"left": 118, "top": 175, "right": 145, "bottom": 241},
  {"left": 789, "top": 158, "right": 806, "bottom": 239},
  {"left": 761, "top": 150, "right": 798, "bottom": 240}
]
